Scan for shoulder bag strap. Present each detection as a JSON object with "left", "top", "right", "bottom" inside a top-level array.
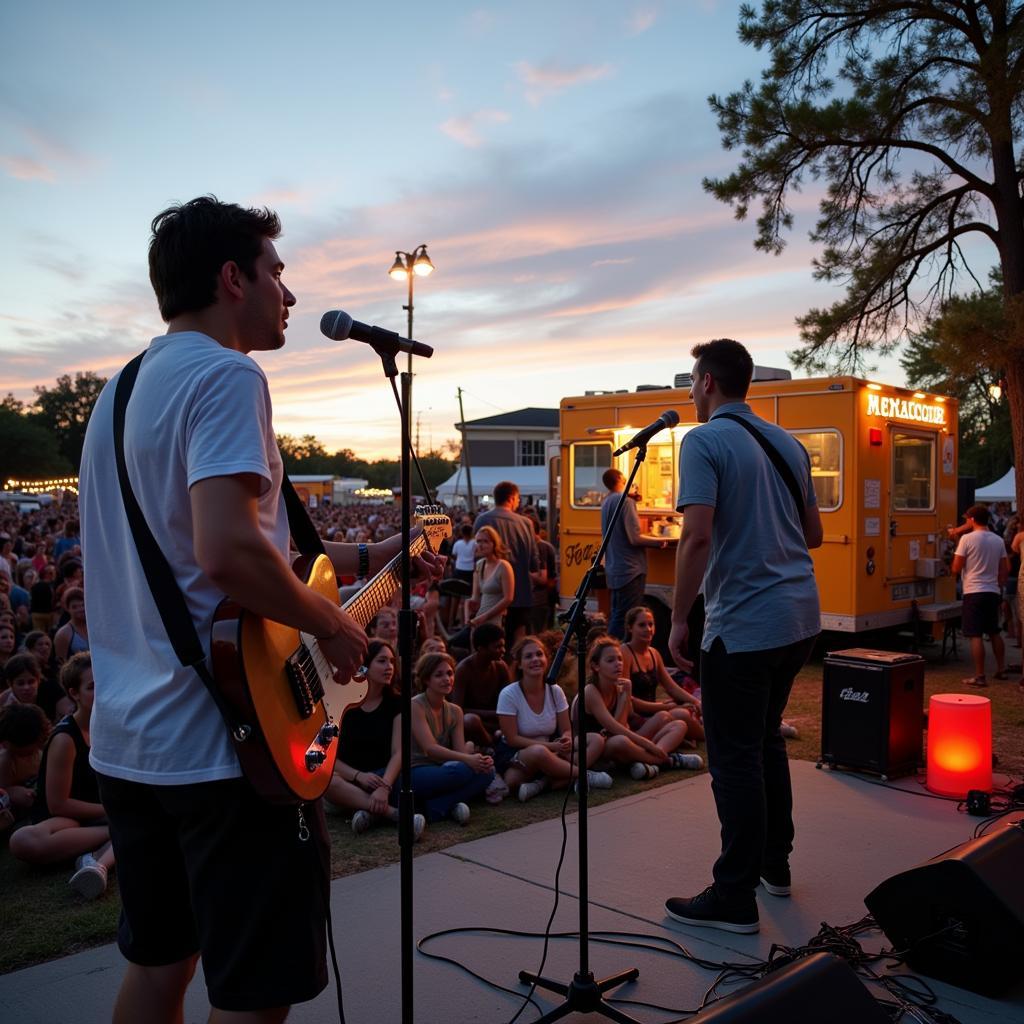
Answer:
[
  {"left": 280, "top": 473, "right": 326, "bottom": 557},
  {"left": 715, "top": 412, "right": 806, "bottom": 518},
  {"left": 112, "top": 352, "right": 244, "bottom": 732}
]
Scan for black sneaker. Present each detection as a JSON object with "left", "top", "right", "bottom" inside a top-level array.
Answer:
[
  {"left": 759, "top": 866, "right": 791, "bottom": 897},
  {"left": 665, "top": 886, "right": 759, "bottom": 934}
]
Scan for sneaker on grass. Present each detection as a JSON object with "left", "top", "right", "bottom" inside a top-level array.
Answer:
[
  {"left": 665, "top": 885, "right": 759, "bottom": 934},
  {"left": 485, "top": 776, "right": 510, "bottom": 804},
  {"left": 451, "top": 802, "right": 471, "bottom": 824},
  {"left": 69, "top": 853, "right": 108, "bottom": 900},
  {"left": 573, "top": 770, "right": 614, "bottom": 794},
  {"left": 518, "top": 777, "right": 548, "bottom": 802},
  {"left": 630, "top": 762, "right": 658, "bottom": 780},
  {"left": 669, "top": 753, "right": 704, "bottom": 770},
  {"left": 413, "top": 813, "right": 426, "bottom": 842},
  {"left": 351, "top": 810, "right": 372, "bottom": 835}
]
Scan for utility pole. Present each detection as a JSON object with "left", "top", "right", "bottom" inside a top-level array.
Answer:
[{"left": 456, "top": 387, "right": 475, "bottom": 511}]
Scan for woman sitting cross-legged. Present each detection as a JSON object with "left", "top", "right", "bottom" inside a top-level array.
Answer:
[
  {"left": 409, "top": 652, "right": 495, "bottom": 825},
  {"left": 622, "top": 606, "right": 705, "bottom": 751},
  {"left": 9, "top": 653, "right": 116, "bottom": 898},
  {"left": 325, "top": 640, "right": 425, "bottom": 841},
  {"left": 576, "top": 636, "right": 697, "bottom": 780},
  {"left": 496, "top": 636, "right": 611, "bottom": 802}
]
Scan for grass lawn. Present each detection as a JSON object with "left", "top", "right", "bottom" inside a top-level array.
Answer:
[{"left": 3, "top": 634, "right": 1022, "bottom": 976}]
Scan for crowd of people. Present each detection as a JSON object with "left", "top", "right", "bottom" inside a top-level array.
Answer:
[{"left": 0, "top": 478, "right": 709, "bottom": 900}]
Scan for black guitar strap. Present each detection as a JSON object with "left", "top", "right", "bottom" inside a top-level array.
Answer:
[
  {"left": 715, "top": 412, "right": 806, "bottom": 518},
  {"left": 112, "top": 350, "right": 327, "bottom": 744}
]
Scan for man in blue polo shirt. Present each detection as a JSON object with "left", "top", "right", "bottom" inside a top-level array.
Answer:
[{"left": 665, "top": 338, "right": 822, "bottom": 935}]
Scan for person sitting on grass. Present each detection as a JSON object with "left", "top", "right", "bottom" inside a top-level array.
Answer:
[
  {"left": 409, "top": 652, "right": 495, "bottom": 825},
  {"left": 576, "top": 636, "right": 698, "bottom": 779},
  {"left": 496, "top": 636, "right": 611, "bottom": 802},
  {"left": 9, "top": 653, "right": 116, "bottom": 899},
  {"left": 21, "top": 631, "right": 72, "bottom": 724},
  {"left": 621, "top": 606, "right": 705, "bottom": 748},
  {"left": 451, "top": 622, "right": 512, "bottom": 749},
  {"left": 0, "top": 701, "right": 49, "bottom": 831},
  {"left": 1, "top": 652, "right": 46, "bottom": 712},
  {"left": 324, "top": 640, "right": 425, "bottom": 841}
]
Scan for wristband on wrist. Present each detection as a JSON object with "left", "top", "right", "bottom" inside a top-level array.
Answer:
[
  {"left": 358, "top": 543, "right": 370, "bottom": 578},
  {"left": 354, "top": 771, "right": 361, "bottom": 784}
]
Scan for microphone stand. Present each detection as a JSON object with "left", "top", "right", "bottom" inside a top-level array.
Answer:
[
  {"left": 517, "top": 447, "right": 648, "bottom": 1024},
  {"left": 373, "top": 348, "right": 431, "bottom": 1024}
]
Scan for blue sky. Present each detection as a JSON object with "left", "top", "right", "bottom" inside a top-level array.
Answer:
[{"left": 2, "top": 1, "right": 914, "bottom": 459}]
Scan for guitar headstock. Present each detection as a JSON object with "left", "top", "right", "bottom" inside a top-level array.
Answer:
[{"left": 414, "top": 505, "right": 452, "bottom": 553}]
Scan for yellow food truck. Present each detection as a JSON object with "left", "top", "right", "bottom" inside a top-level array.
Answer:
[{"left": 551, "top": 370, "right": 960, "bottom": 639}]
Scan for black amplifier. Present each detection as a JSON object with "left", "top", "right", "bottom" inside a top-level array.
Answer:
[{"left": 819, "top": 648, "right": 924, "bottom": 779}]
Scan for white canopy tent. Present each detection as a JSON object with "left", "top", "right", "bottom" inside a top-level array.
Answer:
[
  {"left": 975, "top": 468, "right": 1016, "bottom": 503},
  {"left": 435, "top": 465, "right": 547, "bottom": 508}
]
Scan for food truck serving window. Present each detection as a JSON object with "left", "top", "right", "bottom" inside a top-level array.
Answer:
[
  {"left": 571, "top": 442, "right": 612, "bottom": 508},
  {"left": 893, "top": 431, "right": 935, "bottom": 510},
  {"left": 790, "top": 430, "right": 842, "bottom": 511}
]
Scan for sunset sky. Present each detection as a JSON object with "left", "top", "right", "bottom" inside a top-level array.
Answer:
[{"left": 2, "top": 1, "right": 933, "bottom": 460}]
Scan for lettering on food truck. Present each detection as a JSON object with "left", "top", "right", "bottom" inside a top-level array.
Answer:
[{"left": 866, "top": 393, "right": 946, "bottom": 426}]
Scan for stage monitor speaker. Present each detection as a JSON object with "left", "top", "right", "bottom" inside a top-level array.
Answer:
[
  {"left": 820, "top": 648, "right": 924, "bottom": 778},
  {"left": 693, "top": 952, "right": 888, "bottom": 1022},
  {"left": 865, "top": 823, "right": 1024, "bottom": 995}
]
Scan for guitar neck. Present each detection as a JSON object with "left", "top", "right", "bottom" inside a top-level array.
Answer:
[{"left": 342, "top": 533, "right": 428, "bottom": 628}]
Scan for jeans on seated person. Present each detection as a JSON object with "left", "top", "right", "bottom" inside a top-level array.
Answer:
[{"left": 410, "top": 761, "right": 495, "bottom": 822}]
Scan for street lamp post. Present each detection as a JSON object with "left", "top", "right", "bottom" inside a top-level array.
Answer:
[{"left": 388, "top": 244, "right": 434, "bottom": 378}]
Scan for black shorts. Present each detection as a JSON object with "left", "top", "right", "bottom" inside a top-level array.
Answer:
[
  {"left": 961, "top": 591, "right": 1001, "bottom": 638},
  {"left": 96, "top": 774, "right": 329, "bottom": 1012}
]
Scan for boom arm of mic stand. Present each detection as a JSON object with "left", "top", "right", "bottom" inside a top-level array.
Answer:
[
  {"left": 376, "top": 350, "right": 437, "bottom": 505},
  {"left": 546, "top": 446, "right": 649, "bottom": 685}
]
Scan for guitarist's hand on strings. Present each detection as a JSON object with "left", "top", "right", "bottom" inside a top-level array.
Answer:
[
  {"left": 317, "top": 607, "right": 368, "bottom": 684},
  {"left": 371, "top": 528, "right": 447, "bottom": 585}
]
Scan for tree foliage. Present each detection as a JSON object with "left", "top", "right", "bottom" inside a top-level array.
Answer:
[
  {"left": 707, "top": 0, "right": 1024, "bottom": 500},
  {"left": 276, "top": 435, "right": 458, "bottom": 494},
  {"left": 0, "top": 407, "right": 72, "bottom": 484},
  {"left": 900, "top": 272, "right": 1012, "bottom": 483},
  {"left": 29, "top": 372, "right": 107, "bottom": 471}
]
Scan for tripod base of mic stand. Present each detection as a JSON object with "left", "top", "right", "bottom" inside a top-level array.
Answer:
[{"left": 517, "top": 968, "right": 642, "bottom": 1023}]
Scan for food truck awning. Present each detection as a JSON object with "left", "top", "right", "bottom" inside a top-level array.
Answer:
[{"left": 975, "top": 468, "right": 1015, "bottom": 503}]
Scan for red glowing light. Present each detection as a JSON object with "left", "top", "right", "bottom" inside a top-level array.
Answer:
[{"left": 926, "top": 693, "right": 992, "bottom": 797}]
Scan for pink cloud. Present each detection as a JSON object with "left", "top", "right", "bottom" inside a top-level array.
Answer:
[
  {"left": 514, "top": 60, "right": 613, "bottom": 104},
  {"left": 0, "top": 155, "right": 56, "bottom": 182},
  {"left": 627, "top": 7, "right": 658, "bottom": 34},
  {"left": 439, "top": 109, "right": 511, "bottom": 148}
]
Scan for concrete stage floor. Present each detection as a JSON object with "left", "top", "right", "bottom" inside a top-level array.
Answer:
[{"left": 4, "top": 760, "right": 1023, "bottom": 1023}]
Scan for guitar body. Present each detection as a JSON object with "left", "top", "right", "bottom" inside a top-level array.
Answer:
[
  {"left": 210, "top": 508, "right": 451, "bottom": 805},
  {"left": 211, "top": 553, "right": 367, "bottom": 804}
]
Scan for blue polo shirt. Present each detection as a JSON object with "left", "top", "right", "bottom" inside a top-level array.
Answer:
[{"left": 676, "top": 402, "right": 820, "bottom": 653}]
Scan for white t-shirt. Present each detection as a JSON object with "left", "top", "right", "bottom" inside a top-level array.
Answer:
[
  {"left": 955, "top": 529, "right": 1007, "bottom": 595},
  {"left": 496, "top": 681, "right": 569, "bottom": 740},
  {"left": 80, "top": 333, "right": 287, "bottom": 785},
  {"left": 452, "top": 538, "right": 477, "bottom": 572}
]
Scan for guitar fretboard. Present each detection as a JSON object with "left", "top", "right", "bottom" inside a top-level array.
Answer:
[{"left": 342, "top": 533, "right": 429, "bottom": 628}]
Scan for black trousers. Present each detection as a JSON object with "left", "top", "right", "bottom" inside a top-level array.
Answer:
[{"left": 700, "top": 633, "right": 817, "bottom": 901}]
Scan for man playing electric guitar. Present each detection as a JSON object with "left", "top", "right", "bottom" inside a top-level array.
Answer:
[{"left": 79, "top": 196, "right": 441, "bottom": 1024}]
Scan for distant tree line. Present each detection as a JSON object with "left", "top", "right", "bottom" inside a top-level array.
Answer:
[{"left": 0, "top": 371, "right": 458, "bottom": 493}]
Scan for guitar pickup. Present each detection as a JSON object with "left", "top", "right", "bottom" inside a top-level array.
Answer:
[{"left": 286, "top": 648, "right": 321, "bottom": 719}]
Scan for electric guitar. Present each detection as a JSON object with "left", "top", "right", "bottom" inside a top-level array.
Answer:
[{"left": 210, "top": 507, "right": 451, "bottom": 804}]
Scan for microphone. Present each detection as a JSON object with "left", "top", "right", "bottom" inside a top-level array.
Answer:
[
  {"left": 320, "top": 310, "right": 434, "bottom": 359},
  {"left": 613, "top": 410, "right": 680, "bottom": 456}
]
